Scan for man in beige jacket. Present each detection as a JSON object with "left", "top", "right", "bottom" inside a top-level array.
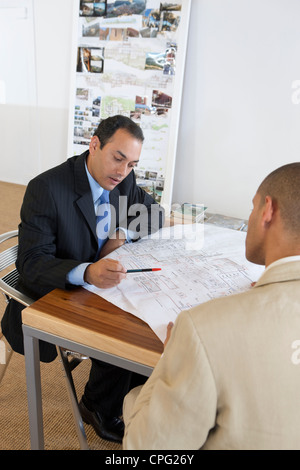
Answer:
[{"left": 122, "top": 162, "right": 300, "bottom": 450}]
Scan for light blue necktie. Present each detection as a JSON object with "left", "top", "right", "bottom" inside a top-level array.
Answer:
[{"left": 96, "top": 189, "right": 111, "bottom": 256}]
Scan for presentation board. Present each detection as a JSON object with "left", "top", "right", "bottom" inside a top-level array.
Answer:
[{"left": 68, "top": 0, "right": 191, "bottom": 209}]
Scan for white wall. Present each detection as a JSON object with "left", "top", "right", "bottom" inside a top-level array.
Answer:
[
  {"left": 173, "top": 0, "right": 300, "bottom": 218},
  {"left": 0, "top": 0, "right": 73, "bottom": 184},
  {"left": 1, "top": 0, "right": 300, "bottom": 219},
  {"left": 33, "top": 0, "right": 74, "bottom": 173},
  {"left": 0, "top": 0, "right": 39, "bottom": 183}
]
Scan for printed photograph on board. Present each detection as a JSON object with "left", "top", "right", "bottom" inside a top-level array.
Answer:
[{"left": 80, "top": 1, "right": 107, "bottom": 17}]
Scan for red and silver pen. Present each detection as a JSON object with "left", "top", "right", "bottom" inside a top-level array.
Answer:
[{"left": 126, "top": 268, "right": 161, "bottom": 273}]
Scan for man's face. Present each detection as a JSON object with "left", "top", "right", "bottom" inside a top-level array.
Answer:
[
  {"left": 87, "top": 128, "right": 142, "bottom": 190},
  {"left": 245, "top": 192, "right": 266, "bottom": 265}
]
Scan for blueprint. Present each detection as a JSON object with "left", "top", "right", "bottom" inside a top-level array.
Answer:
[{"left": 84, "top": 224, "right": 264, "bottom": 342}]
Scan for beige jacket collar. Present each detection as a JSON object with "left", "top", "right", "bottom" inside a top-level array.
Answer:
[{"left": 255, "top": 256, "right": 300, "bottom": 288}]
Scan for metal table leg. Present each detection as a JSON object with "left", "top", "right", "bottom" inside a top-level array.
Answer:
[
  {"left": 23, "top": 328, "right": 44, "bottom": 450},
  {"left": 57, "top": 347, "right": 89, "bottom": 450}
]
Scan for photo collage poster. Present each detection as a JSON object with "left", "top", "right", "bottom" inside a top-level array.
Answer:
[{"left": 71, "top": 0, "right": 189, "bottom": 204}]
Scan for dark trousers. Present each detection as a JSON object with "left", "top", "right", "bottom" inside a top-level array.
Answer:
[{"left": 83, "top": 358, "right": 147, "bottom": 418}]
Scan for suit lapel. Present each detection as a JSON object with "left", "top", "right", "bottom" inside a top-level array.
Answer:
[
  {"left": 109, "top": 186, "right": 120, "bottom": 233},
  {"left": 73, "top": 152, "right": 98, "bottom": 245},
  {"left": 72, "top": 151, "right": 129, "bottom": 241}
]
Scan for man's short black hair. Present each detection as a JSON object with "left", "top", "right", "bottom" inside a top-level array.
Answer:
[{"left": 93, "top": 115, "right": 144, "bottom": 149}]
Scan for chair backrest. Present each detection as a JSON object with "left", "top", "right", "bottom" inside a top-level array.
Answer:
[{"left": 0, "top": 231, "right": 33, "bottom": 307}]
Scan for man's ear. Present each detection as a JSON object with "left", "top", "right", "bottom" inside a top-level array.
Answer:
[
  {"left": 262, "top": 195, "right": 274, "bottom": 225},
  {"left": 89, "top": 135, "right": 100, "bottom": 154}
]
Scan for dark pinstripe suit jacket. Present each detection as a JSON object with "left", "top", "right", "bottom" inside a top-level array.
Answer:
[{"left": 1, "top": 151, "right": 164, "bottom": 361}]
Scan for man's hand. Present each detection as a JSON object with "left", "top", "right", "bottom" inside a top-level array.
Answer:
[
  {"left": 84, "top": 258, "right": 126, "bottom": 289},
  {"left": 164, "top": 322, "right": 174, "bottom": 350},
  {"left": 99, "top": 230, "right": 127, "bottom": 259}
]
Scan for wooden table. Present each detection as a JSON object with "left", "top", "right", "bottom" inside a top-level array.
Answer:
[{"left": 22, "top": 287, "right": 163, "bottom": 450}]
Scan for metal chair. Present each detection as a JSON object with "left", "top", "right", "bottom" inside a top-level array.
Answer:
[{"left": 0, "top": 230, "right": 89, "bottom": 450}]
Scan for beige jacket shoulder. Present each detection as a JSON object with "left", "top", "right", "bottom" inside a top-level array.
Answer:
[{"left": 123, "top": 260, "right": 300, "bottom": 450}]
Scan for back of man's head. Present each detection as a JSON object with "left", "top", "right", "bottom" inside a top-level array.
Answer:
[{"left": 257, "top": 162, "right": 300, "bottom": 236}]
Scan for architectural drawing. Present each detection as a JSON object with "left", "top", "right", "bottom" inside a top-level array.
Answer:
[{"left": 85, "top": 224, "right": 264, "bottom": 342}]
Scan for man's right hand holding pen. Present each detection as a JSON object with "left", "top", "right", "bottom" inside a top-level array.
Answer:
[{"left": 84, "top": 258, "right": 127, "bottom": 289}]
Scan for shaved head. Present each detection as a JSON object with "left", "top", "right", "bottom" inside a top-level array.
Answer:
[{"left": 257, "top": 163, "right": 300, "bottom": 236}]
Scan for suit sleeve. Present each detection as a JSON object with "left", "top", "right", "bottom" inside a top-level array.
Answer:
[
  {"left": 122, "top": 310, "right": 218, "bottom": 450},
  {"left": 119, "top": 171, "right": 165, "bottom": 240},
  {"left": 17, "top": 177, "right": 80, "bottom": 296}
]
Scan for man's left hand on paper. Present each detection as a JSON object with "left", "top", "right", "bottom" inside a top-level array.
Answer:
[
  {"left": 99, "top": 229, "right": 127, "bottom": 259},
  {"left": 164, "top": 322, "right": 174, "bottom": 349}
]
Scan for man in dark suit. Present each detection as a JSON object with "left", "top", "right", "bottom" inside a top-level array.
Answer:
[{"left": 1, "top": 115, "right": 164, "bottom": 443}]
